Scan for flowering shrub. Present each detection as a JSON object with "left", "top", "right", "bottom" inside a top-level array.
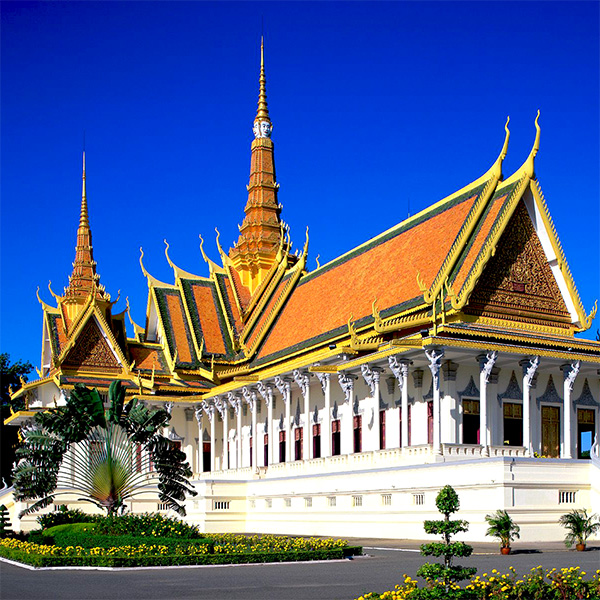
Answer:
[
  {"left": 93, "top": 513, "right": 202, "bottom": 538},
  {"left": 356, "top": 567, "right": 600, "bottom": 600},
  {"left": 37, "top": 508, "right": 97, "bottom": 529}
]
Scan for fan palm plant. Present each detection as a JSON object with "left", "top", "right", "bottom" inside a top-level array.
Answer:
[
  {"left": 559, "top": 509, "right": 600, "bottom": 550},
  {"left": 13, "top": 381, "right": 196, "bottom": 517},
  {"left": 485, "top": 510, "right": 520, "bottom": 553}
]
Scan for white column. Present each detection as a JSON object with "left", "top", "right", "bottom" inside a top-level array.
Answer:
[
  {"left": 316, "top": 372, "right": 331, "bottom": 457},
  {"left": 275, "top": 376, "right": 292, "bottom": 462},
  {"left": 202, "top": 400, "right": 216, "bottom": 472},
  {"left": 294, "top": 370, "right": 311, "bottom": 460},
  {"left": 195, "top": 405, "right": 204, "bottom": 473},
  {"left": 361, "top": 364, "right": 383, "bottom": 451},
  {"left": 426, "top": 349, "right": 444, "bottom": 455},
  {"left": 477, "top": 351, "right": 497, "bottom": 455},
  {"left": 561, "top": 362, "right": 580, "bottom": 459},
  {"left": 259, "top": 383, "right": 274, "bottom": 466},
  {"left": 243, "top": 387, "right": 258, "bottom": 469},
  {"left": 441, "top": 361, "right": 458, "bottom": 444},
  {"left": 338, "top": 372, "right": 357, "bottom": 454},
  {"left": 389, "top": 356, "right": 410, "bottom": 448},
  {"left": 229, "top": 393, "right": 242, "bottom": 468},
  {"left": 215, "top": 397, "right": 229, "bottom": 470},
  {"left": 520, "top": 357, "right": 539, "bottom": 454}
]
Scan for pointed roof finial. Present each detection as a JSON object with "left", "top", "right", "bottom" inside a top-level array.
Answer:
[
  {"left": 253, "top": 36, "right": 272, "bottom": 138},
  {"left": 523, "top": 110, "right": 541, "bottom": 179},
  {"left": 80, "top": 150, "right": 89, "bottom": 228}
]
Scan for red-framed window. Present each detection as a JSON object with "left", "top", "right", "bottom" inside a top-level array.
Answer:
[
  {"left": 312, "top": 423, "right": 321, "bottom": 459},
  {"left": 332, "top": 420, "right": 341, "bottom": 456}
]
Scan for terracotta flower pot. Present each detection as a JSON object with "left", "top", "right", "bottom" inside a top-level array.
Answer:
[
  {"left": 575, "top": 543, "right": 586, "bottom": 552},
  {"left": 500, "top": 546, "right": 511, "bottom": 555}
]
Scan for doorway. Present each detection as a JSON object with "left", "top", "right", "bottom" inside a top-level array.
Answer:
[{"left": 541, "top": 405, "right": 560, "bottom": 458}]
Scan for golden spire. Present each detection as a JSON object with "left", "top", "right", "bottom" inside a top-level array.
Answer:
[
  {"left": 253, "top": 36, "right": 272, "bottom": 137},
  {"left": 63, "top": 152, "right": 109, "bottom": 303},
  {"left": 80, "top": 151, "right": 89, "bottom": 228}
]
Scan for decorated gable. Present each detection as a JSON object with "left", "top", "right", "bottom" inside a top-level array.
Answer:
[
  {"left": 63, "top": 317, "right": 122, "bottom": 371},
  {"left": 464, "top": 200, "right": 571, "bottom": 328}
]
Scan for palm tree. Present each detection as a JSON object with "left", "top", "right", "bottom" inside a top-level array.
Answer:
[
  {"left": 559, "top": 509, "right": 600, "bottom": 550},
  {"left": 12, "top": 381, "right": 196, "bottom": 516},
  {"left": 485, "top": 510, "right": 520, "bottom": 553}
]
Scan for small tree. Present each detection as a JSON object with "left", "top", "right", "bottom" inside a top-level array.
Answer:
[
  {"left": 417, "top": 485, "right": 476, "bottom": 597},
  {"left": 0, "top": 504, "right": 12, "bottom": 537},
  {"left": 13, "top": 381, "right": 197, "bottom": 516},
  {"left": 485, "top": 509, "right": 520, "bottom": 552},
  {"left": 559, "top": 509, "right": 600, "bottom": 549}
]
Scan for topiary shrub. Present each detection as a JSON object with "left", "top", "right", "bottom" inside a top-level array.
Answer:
[
  {"left": 416, "top": 485, "right": 476, "bottom": 598},
  {"left": 0, "top": 505, "right": 12, "bottom": 537}
]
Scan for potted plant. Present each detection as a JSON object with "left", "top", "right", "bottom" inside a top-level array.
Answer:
[
  {"left": 559, "top": 509, "right": 600, "bottom": 551},
  {"left": 485, "top": 510, "right": 520, "bottom": 554}
]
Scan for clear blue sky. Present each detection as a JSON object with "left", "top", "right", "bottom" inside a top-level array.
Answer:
[{"left": 1, "top": 1, "right": 598, "bottom": 368}]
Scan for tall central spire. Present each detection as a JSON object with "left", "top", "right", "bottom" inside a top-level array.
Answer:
[
  {"left": 229, "top": 38, "right": 285, "bottom": 294},
  {"left": 64, "top": 152, "right": 109, "bottom": 305}
]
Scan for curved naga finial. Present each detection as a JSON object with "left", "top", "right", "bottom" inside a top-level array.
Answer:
[
  {"left": 215, "top": 227, "right": 225, "bottom": 258},
  {"left": 164, "top": 239, "right": 175, "bottom": 270},
  {"left": 584, "top": 299, "right": 598, "bottom": 329},
  {"left": 315, "top": 254, "right": 320, "bottom": 269},
  {"left": 523, "top": 110, "right": 541, "bottom": 179},
  {"left": 36, "top": 286, "right": 54, "bottom": 310},
  {"left": 139, "top": 247, "right": 150, "bottom": 279},
  {"left": 48, "top": 280, "right": 61, "bottom": 303},
  {"left": 302, "top": 226, "right": 310, "bottom": 257},
  {"left": 488, "top": 116, "right": 511, "bottom": 181},
  {"left": 416, "top": 272, "right": 433, "bottom": 304},
  {"left": 198, "top": 234, "right": 209, "bottom": 264}
]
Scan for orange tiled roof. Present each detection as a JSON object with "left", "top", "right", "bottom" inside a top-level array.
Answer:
[
  {"left": 228, "top": 264, "right": 251, "bottom": 311},
  {"left": 128, "top": 344, "right": 169, "bottom": 374},
  {"left": 245, "top": 271, "right": 292, "bottom": 349},
  {"left": 180, "top": 279, "right": 230, "bottom": 357},
  {"left": 216, "top": 273, "right": 243, "bottom": 336},
  {"left": 256, "top": 186, "right": 481, "bottom": 363},
  {"left": 47, "top": 313, "right": 68, "bottom": 357},
  {"left": 449, "top": 189, "right": 511, "bottom": 292},
  {"left": 154, "top": 288, "right": 199, "bottom": 368}
]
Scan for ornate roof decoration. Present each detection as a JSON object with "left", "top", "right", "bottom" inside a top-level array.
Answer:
[{"left": 63, "top": 152, "right": 109, "bottom": 304}]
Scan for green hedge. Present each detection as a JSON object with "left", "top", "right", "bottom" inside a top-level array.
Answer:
[
  {"left": 51, "top": 531, "right": 214, "bottom": 552},
  {"left": 0, "top": 547, "right": 348, "bottom": 568}
]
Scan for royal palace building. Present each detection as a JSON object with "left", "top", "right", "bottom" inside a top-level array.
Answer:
[{"left": 5, "top": 42, "right": 600, "bottom": 542}]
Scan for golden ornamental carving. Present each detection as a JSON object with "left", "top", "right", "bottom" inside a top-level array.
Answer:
[
  {"left": 63, "top": 318, "right": 120, "bottom": 369},
  {"left": 466, "top": 201, "right": 570, "bottom": 321}
]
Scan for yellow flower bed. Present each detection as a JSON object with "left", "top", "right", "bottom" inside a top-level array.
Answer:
[
  {"left": 206, "top": 533, "right": 347, "bottom": 554},
  {"left": 0, "top": 537, "right": 209, "bottom": 558},
  {"left": 356, "top": 567, "right": 600, "bottom": 599}
]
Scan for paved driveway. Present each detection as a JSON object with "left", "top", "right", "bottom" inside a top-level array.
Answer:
[{"left": 2, "top": 543, "right": 598, "bottom": 600}]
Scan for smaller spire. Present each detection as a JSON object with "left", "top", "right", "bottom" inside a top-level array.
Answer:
[{"left": 253, "top": 37, "right": 272, "bottom": 138}]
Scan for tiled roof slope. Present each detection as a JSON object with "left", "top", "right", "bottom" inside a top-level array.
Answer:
[
  {"left": 255, "top": 183, "right": 485, "bottom": 364},
  {"left": 153, "top": 287, "right": 200, "bottom": 369},
  {"left": 128, "top": 343, "right": 170, "bottom": 374},
  {"left": 180, "top": 278, "right": 234, "bottom": 358}
]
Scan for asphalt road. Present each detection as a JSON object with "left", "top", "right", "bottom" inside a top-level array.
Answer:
[{"left": 2, "top": 545, "right": 599, "bottom": 600}]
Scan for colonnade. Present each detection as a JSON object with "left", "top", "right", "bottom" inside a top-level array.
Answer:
[{"left": 183, "top": 350, "right": 592, "bottom": 473}]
